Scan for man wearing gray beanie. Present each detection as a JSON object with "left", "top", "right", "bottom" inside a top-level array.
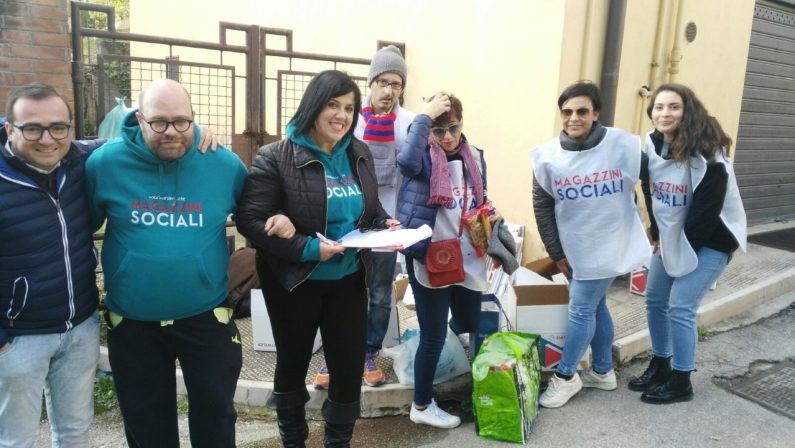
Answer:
[{"left": 313, "top": 45, "right": 415, "bottom": 390}]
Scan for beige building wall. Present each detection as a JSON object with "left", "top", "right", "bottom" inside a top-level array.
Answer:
[{"left": 130, "top": 0, "right": 756, "bottom": 263}]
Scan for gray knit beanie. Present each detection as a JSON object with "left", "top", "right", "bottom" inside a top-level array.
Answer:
[{"left": 368, "top": 45, "right": 407, "bottom": 86}]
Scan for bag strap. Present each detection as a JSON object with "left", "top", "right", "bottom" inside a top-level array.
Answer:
[{"left": 458, "top": 174, "right": 468, "bottom": 237}]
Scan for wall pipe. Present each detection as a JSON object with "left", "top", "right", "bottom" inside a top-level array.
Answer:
[
  {"left": 636, "top": 0, "right": 673, "bottom": 134},
  {"left": 667, "top": 0, "right": 685, "bottom": 80},
  {"left": 579, "top": 0, "right": 595, "bottom": 80},
  {"left": 599, "top": 0, "right": 627, "bottom": 126}
]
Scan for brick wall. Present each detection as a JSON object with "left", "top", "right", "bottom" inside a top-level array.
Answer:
[{"left": 0, "top": 0, "right": 72, "bottom": 115}]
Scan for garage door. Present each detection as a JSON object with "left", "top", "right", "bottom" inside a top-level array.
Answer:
[{"left": 735, "top": 1, "right": 795, "bottom": 225}]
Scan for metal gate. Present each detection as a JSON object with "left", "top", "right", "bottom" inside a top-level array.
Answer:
[
  {"left": 72, "top": 4, "right": 403, "bottom": 165},
  {"left": 735, "top": 1, "right": 795, "bottom": 224}
]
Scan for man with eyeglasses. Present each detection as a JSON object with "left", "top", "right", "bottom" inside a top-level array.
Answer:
[
  {"left": 84, "top": 78, "right": 248, "bottom": 448},
  {"left": 312, "top": 45, "right": 417, "bottom": 390},
  {"left": 0, "top": 83, "right": 110, "bottom": 447}
]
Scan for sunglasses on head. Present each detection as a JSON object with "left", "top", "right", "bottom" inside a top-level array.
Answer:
[{"left": 430, "top": 122, "right": 462, "bottom": 139}]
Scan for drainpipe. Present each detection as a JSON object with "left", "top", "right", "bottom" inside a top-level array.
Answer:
[
  {"left": 579, "top": 0, "right": 595, "bottom": 80},
  {"left": 599, "top": 0, "right": 627, "bottom": 126},
  {"left": 636, "top": 0, "right": 672, "bottom": 134},
  {"left": 667, "top": 0, "right": 685, "bottom": 80}
]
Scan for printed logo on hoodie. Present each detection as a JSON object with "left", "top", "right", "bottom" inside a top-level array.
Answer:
[
  {"left": 327, "top": 174, "right": 362, "bottom": 199},
  {"left": 130, "top": 194, "right": 204, "bottom": 227}
]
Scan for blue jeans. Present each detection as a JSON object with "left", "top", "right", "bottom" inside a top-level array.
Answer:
[
  {"left": 406, "top": 259, "right": 481, "bottom": 406},
  {"left": 645, "top": 247, "right": 729, "bottom": 371},
  {"left": 557, "top": 277, "right": 615, "bottom": 377},
  {"left": 366, "top": 251, "right": 398, "bottom": 354},
  {"left": 0, "top": 311, "right": 100, "bottom": 448}
]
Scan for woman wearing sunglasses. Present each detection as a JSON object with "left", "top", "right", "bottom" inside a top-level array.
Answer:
[
  {"left": 532, "top": 81, "right": 651, "bottom": 408},
  {"left": 630, "top": 84, "right": 746, "bottom": 404},
  {"left": 396, "top": 92, "right": 489, "bottom": 429}
]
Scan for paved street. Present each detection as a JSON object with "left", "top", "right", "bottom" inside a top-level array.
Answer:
[{"left": 37, "top": 293, "right": 795, "bottom": 447}]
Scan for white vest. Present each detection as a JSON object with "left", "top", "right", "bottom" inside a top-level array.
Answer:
[
  {"left": 413, "top": 154, "right": 488, "bottom": 291},
  {"left": 643, "top": 132, "right": 747, "bottom": 277},
  {"left": 532, "top": 128, "right": 650, "bottom": 280}
]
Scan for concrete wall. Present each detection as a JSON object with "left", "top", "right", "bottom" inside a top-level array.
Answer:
[
  {"left": 128, "top": 0, "right": 757, "bottom": 262},
  {"left": 0, "top": 0, "right": 73, "bottom": 114}
]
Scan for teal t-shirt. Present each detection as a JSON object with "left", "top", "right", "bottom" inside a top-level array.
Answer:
[{"left": 288, "top": 124, "right": 364, "bottom": 280}]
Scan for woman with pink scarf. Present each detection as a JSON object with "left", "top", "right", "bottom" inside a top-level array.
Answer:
[{"left": 396, "top": 92, "right": 489, "bottom": 429}]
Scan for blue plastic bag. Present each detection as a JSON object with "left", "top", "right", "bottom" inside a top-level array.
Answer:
[
  {"left": 382, "top": 328, "right": 471, "bottom": 385},
  {"left": 98, "top": 97, "right": 131, "bottom": 139}
]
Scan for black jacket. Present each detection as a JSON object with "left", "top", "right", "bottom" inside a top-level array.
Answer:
[
  {"left": 0, "top": 127, "right": 102, "bottom": 345},
  {"left": 236, "top": 137, "right": 389, "bottom": 291}
]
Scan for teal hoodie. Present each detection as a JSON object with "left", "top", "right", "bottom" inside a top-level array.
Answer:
[
  {"left": 85, "top": 111, "right": 248, "bottom": 321},
  {"left": 289, "top": 124, "right": 364, "bottom": 280}
]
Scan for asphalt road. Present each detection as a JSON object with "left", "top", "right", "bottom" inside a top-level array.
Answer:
[{"left": 37, "top": 298, "right": 794, "bottom": 447}]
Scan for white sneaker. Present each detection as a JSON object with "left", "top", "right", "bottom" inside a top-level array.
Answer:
[
  {"left": 539, "top": 373, "right": 583, "bottom": 408},
  {"left": 581, "top": 369, "right": 617, "bottom": 390},
  {"left": 409, "top": 399, "right": 461, "bottom": 428}
]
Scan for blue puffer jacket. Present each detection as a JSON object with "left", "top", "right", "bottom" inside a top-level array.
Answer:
[
  {"left": 396, "top": 114, "right": 487, "bottom": 262},
  {"left": 0, "top": 124, "right": 104, "bottom": 346}
]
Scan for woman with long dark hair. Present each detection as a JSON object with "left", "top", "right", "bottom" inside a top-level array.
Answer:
[
  {"left": 629, "top": 83, "right": 747, "bottom": 404},
  {"left": 236, "top": 70, "right": 396, "bottom": 447}
]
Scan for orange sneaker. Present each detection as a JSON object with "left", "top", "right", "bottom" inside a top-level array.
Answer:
[
  {"left": 313, "top": 361, "right": 330, "bottom": 390},
  {"left": 363, "top": 353, "right": 386, "bottom": 387}
]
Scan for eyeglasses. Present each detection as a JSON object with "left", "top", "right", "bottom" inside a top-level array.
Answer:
[
  {"left": 12, "top": 123, "right": 71, "bottom": 141},
  {"left": 142, "top": 117, "right": 193, "bottom": 133},
  {"left": 430, "top": 122, "right": 462, "bottom": 139},
  {"left": 374, "top": 79, "right": 403, "bottom": 92}
]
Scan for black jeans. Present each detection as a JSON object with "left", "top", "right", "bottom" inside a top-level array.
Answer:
[
  {"left": 259, "top": 265, "right": 367, "bottom": 404},
  {"left": 107, "top": 308, "right": 242, "bottom": 448}
]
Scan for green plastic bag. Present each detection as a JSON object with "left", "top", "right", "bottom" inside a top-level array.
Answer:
[{"left": 472, "top": 332, "right": 541, "bottom": 444}]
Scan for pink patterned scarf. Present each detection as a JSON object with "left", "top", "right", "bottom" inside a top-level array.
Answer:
[{"left": 427, "top": 135, "right": 484, "bottom": 209}]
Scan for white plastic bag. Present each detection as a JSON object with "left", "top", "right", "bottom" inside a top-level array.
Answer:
[{"left": 382, "top": 328, "right": 471, "bottom": 385}]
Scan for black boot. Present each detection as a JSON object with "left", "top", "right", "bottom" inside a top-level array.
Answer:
[
  {"left": 641, "top": 369, "right": 693, "bottom": 404},
  {"left": 628, "top": 355, "right": 672, "bottom": 391},
  {"left": 267, "top": 390, "right": 310, "bottom": 447},
  {"left": 322, "top": 398, "right": 360, "bottom": 448},
  {"left": 276, "top": 407, "right": 309, "bottom": 448}
]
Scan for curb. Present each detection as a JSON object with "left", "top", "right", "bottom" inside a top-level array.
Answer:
[{"left": 612, "top": 265, "right": 795, "bottom": 363}]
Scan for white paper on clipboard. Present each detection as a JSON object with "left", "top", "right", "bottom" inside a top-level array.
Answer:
[{"left": 333, "top": 224, "right": 432, "bottom": 249}]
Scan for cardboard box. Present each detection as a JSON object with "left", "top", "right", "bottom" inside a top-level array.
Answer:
[
  {"left": 513, "top": 258, "right": 589, "bottom": 372},
  {"left": 394, "top": 274, "right": 409, "bottom": 301},
  {"left": 250, "top": 289, "right": 322, "bottom": 353}
]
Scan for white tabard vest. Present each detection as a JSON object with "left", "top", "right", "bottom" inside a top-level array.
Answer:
[
  {"left": 643, "top": 132, "right": 747, "bottom": 277},
  {"left": 414, "top": 157, "right": 488, "bottom": 291},
  {"left": 532, "top": 128, "right": 650, "bottom": 280}
]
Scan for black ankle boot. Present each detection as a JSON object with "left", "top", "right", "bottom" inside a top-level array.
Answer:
[
  {"left": 276, "top": 407, "right": 309, "bottom": 448},
  {"left": 322, "top": 398, "right": 360, "bottom": 448},
  {"left": 628, "top": 355, "right": 672, "bottom": 391},
  {"left": 641, "top": 369, "right": 693, "bottom": 404}
]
